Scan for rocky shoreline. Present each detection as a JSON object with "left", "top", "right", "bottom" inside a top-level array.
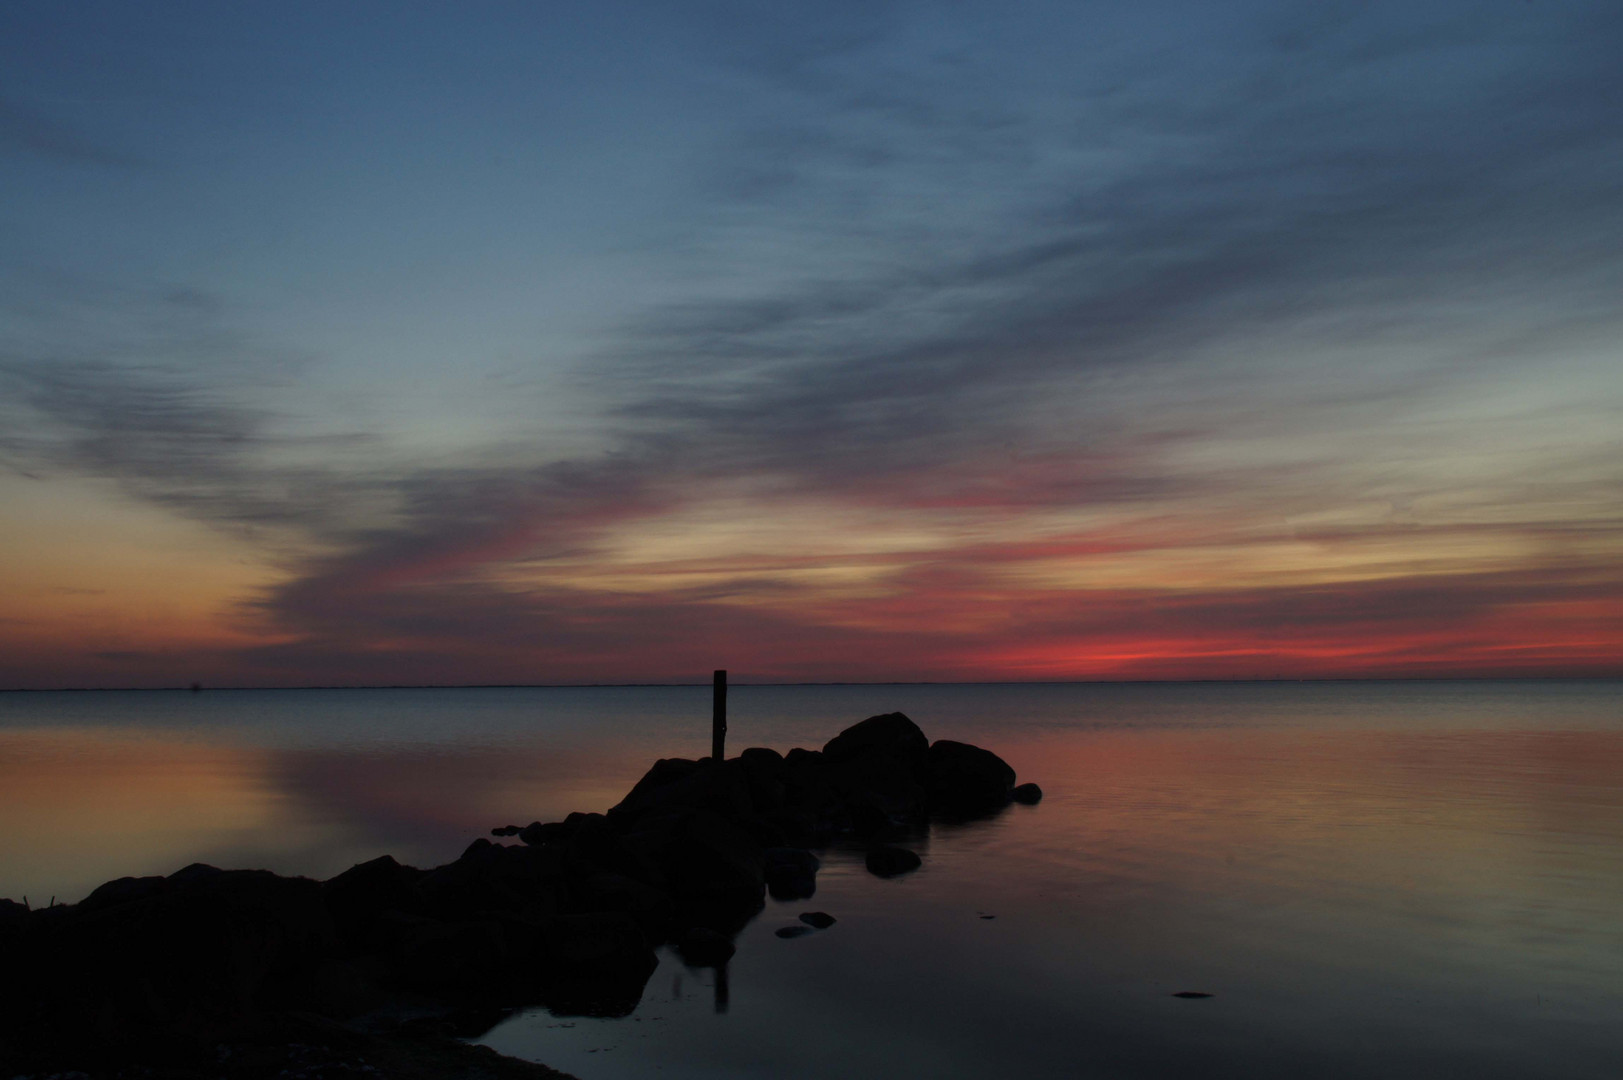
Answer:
[{"left": 0, "top": 712, "right": 1039, "bottom": 1078}]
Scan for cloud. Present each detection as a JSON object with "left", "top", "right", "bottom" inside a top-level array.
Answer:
[{"left": 3, "top": 3, "right": 1621, "bottom": 686}]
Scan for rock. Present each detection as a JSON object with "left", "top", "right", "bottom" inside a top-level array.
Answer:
[
  {"left": 1011, "top": 782, "right": 1043, "bottom": 805},
  {"left": 541, "top": 912, "right": 656, "bottom": 976},
  {"left": 376, "top": 912, "right": 511, "bottom": 992},
  {"left": 518, "top": 820, "right": 559, "bottom": 845},
  {"left": 822, "top": 714, "right": 932, "bottom": 823},
  {"left": 323, "top": 855, "right": 427, "bottom": 946},
  {"left": 491, "top": 824, "right": 524, "bottom": 837},
  {"left": 924, "top": 740, "right": 1016, "bottom": 815},
  {"left": 611, "top": 758, "right": 757, "bottom": 830},
  {"left": 763, "top": 847, "right": 820, "bottom": 900},
  {"left": 632, "top": 808, "right": 765, "bottom": 930},
  {"left": 822, "top": 712, "right": 930, "bottom": 766},
  {"left": 674, "top": 926, "right": 735, "bottom": 967},
  {"left": 1172, "top": 991, "right": 1214, "bottom": 999},
  {"left": 798, "top": 911, "right": 836, "bottom": 929},
  {"left": 865, "top": 845, "right": 922, "bottom": 878},
  {"left": 415, "top": 842, "right": 563, "bottom": 923},
  {"left": 34, "top": 869, "right": 339, "bottom": 1033},
  {"left": 774, "top": 924, "right": 813, "bottom": 938}
]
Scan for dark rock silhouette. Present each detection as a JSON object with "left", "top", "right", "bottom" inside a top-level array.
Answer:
[
  {"left": 1012, "top": 781, "right": 1044, "bottom": 804},
  {"left": 0, "top": 711, "right": 1035, "bottom": 1078},
  {"left": 865, "top": 844, "right": 924, "bottom": 877},
  {"left": 799, "top": 911, "right": 836, "bottom": 928}
]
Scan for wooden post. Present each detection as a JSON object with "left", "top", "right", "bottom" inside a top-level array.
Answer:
[{"left": 711, "top": 669, "right": 727, "bottom": 762}]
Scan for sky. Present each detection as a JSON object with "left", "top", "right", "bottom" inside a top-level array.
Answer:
[{"left": 1, "top": 0, "right": 1620, "bottom": 688}]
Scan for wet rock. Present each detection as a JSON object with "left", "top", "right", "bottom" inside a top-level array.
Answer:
[
  {"left": 865, "top": 846, "right": 923, "bottom": 878},
  {"left": 798, "top": 911, "right": 836, "bottom": 929},
  {"left": 774, "top": 924, "right": 813, "bottom": 939},
  {"left": 674, "top": 926, "right": 735, "bottom": 967},
  {"left": 1011, "top": 782, "right": 1043, "bottom": 805},
  {"left": 924, "top": 740, "right": 1016, "bottom": 815},
  {"left": 763, "top": 847, "right": 820, "bottom": 901}
]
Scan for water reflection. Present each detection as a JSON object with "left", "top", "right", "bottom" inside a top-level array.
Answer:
[{"left": 1, "top": 683, "right": 1621, "bottom": 1078}]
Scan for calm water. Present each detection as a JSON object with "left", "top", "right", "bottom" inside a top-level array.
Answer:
[{"left": 3, "top": 681, "right": 1621, "bottom": 1078}]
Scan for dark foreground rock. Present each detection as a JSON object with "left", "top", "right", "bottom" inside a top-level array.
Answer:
[{"left": 0, "top": 711, "right": 1034, "bottom": 1077}]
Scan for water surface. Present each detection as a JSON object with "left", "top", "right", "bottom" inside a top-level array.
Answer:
[{"left": 2, "top": 681, "right": 1620, "bottom": 1077}]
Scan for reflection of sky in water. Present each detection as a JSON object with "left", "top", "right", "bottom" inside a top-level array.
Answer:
[{"left": 2, "top": 682, "right": 1621, "bottom": 1076}]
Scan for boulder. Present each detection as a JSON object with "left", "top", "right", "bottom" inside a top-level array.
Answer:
[
  {"left": 924, "top": 740, "right": 1016, "bottom": 815},
  {"left": 631, "top": 808, "right": 765, "bottom": 931},
  {"left": 822, "top": 712, "right": 930, "bottom": 766},
  {"left": 822, "top": 713, "right": 931, "bottom": 822},
  {"left": 323, "top": 855, "right": 427, "bottom": 947},
  {"left": 798, "top": 911, "right": 836, "bottom": 929},
  {"left": 1011, "top": 782, "right": 1043, "bottom": 805}
]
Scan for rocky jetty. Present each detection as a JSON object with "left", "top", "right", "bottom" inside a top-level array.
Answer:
[{"left": 0, "top": 712, "right": 1034, "bottom": 1077}]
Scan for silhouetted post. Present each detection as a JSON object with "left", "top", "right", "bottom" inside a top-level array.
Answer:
[{"left": 712, "top": 669, "right": 727, "bottom": 761}]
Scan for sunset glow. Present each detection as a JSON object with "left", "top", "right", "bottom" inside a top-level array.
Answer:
[{"left": 2, "top": 3, "right": 1619, "bottom": 687}]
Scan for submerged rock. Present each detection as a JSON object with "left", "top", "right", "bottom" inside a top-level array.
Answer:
[
  {"left": 865, "top": 845, "right": 923, "bottom": 878},
  {"left": 798, "top": 911, "right": 836, "bottom": 929}
]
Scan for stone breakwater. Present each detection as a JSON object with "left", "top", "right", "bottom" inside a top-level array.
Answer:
[{"left": 0, "top": 712, "right": 1040, "bottom": 1077}]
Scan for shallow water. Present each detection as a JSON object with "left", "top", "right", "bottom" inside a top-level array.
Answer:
[{"left": 2, "top": 681, "right": 1621, "bottom": 1077}]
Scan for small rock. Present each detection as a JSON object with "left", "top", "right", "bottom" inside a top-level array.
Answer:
[
  {"left": 775, "top": 925, "right": 813, "bottom": 939},
  {"left": 865, "top": 845, "right": 922, "bottom": 878},
  {"left": 978, "top": 914, "right": 996, "bottom": 920},
  {"left": 1172, "top": 991, "right": 1213, "bottom": 999},
  {"left": 1011, "top": 782, "right": 1043, "bottom": 805},
  {"left": 798, "top": 911, "right": 835, "bottom": 929},
  {"left": 490, "top": 825, "right": 523, "bottom": 837}
]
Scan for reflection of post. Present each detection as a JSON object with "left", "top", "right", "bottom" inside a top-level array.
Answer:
[
  {"left": 712, "top": 669, "right": 727, "bottom": 762},
  {"left": 714, "top": 960, "right": 730, "bottom": 1013}
]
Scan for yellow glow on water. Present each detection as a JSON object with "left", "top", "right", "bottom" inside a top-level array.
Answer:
[{"left": 0, "top": 729, "right": 280, "bottom": 902}]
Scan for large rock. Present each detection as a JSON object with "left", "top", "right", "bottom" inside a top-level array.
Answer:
[
  {"left": 323, "top": 855, "right": 427, "bottom": 947},
  {"left": 821, "top": 713, "right": 931, "bottom": 824},
  {"left": 924, "top": 739, "right": 1017, "bottom": 815},
  {"left": 629, "top": 808, "right": 765, "bottom": 931},
  {"left": 25, "top": 867, "right": 339, "bottom": 1036},
  {"left": 822, "top": 712, "right": 930, "bottom": 766}
]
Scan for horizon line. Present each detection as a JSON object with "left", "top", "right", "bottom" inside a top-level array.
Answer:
[{"left": 4, "top": 674, "right": 1620, "bottom": 693}]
